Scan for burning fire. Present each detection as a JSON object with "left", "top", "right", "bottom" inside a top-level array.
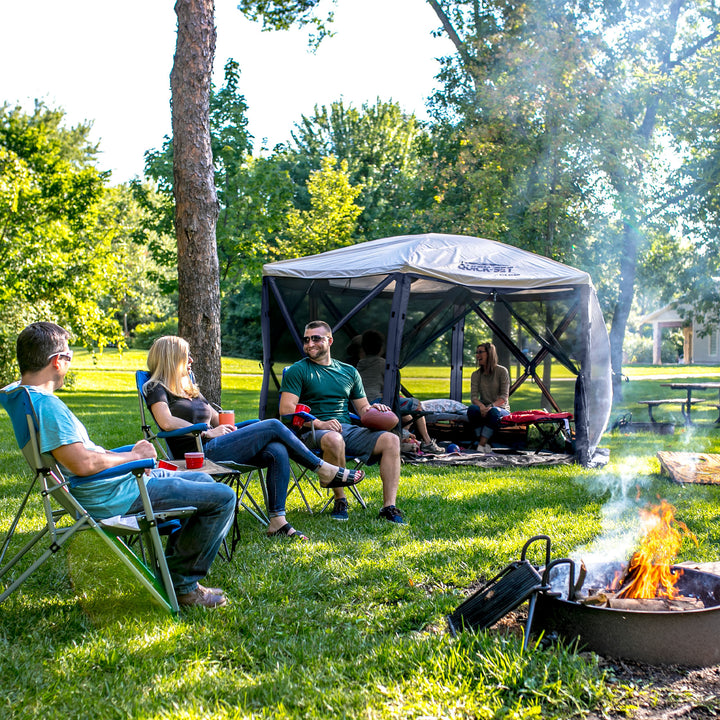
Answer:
[{"left": 612, "top": 499, "right": 696, "bottom": 600}]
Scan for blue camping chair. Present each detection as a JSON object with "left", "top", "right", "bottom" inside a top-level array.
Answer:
[
  {"left": 0, "top": 384, "right": 195, "bottom": 614},
  {"left": 135, "top": 371, "right": 269, "bottom": 557}
]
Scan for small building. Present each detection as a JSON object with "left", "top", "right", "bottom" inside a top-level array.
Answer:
[{"left": 640, "top": 305, "right": 720, "bottom": 364}]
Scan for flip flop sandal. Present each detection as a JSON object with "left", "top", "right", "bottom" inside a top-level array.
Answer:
[
  {"left": 320, "top": 466, "right": 365, "bottom": 489},
  {"left": 266, "top": 522, "right": 308, "bottom": 541}
]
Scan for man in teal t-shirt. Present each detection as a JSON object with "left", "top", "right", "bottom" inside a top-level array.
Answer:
[
  {"left": 279, "top": 320, "right": 405, "bottom": 524},
  {"left": 12, "top": 322, "right": 236, "bottom": 609}
]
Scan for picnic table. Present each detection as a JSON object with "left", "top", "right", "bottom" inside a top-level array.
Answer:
[
  {"left": 660, "top": 382, "right": 720, "bottom": 424},
  {"left": 637, "top": 398, "right": 707, "bottom": 424}
]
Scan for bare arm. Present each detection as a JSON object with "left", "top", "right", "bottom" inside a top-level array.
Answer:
[
  {"left": 280, "top": 390, "right": 341, "bottom": 432},
  {"left": 354, "top": 397, "right": 392, "bottom": 414},
  {"left": 52, "top": 440, "right": 156, "bottom": 477},
  {"left": 150, "top": 400, "right": 231, "bottom": 439}
]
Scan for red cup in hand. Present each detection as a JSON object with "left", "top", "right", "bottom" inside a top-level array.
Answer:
[
  {"left": 293, "top": 404, "right": 310, "bottom": 428},
  {"left": 185, "top": 452, "right": 204, "bottom": 469}
]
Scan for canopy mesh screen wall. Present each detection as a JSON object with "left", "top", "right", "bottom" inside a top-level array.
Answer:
[{"left": 260, "top": 234, "right": 611, "bottom": 465}]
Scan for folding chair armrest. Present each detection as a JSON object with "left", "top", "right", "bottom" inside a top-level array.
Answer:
[
  {"left": 281, "top": 411, "right": 316, "bottom": 425},
  {"left": 157, "top": 423, "right": 209, "bottom": 439},
  {"left": 111, "top": 444, "right": 135, "bottom": 452},
  {"left": 71, "top": 458, "right": 155, "bottom": 485}
]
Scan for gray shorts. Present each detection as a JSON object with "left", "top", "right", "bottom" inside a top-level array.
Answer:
[{"left": 302, "top": 422, "right": 385, "bottom": 465}]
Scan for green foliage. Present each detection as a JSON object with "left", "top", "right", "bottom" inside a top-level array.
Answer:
[
  {"left": 221, "top": 278, "right": 263, "bottom": 358},
  {"left": 274, "top": 156, "right": 362, "bottom": 259},
  {"left": 421, "top": 0, "right": 720, "bottom": 403},
  {"left": 237, "top": 0, "right": 334, "bottom": 47},
  {"left": 129, "top": 317, "right": 179, "bottom": 350},
  {"left": 0, "top": 102, "right": 136, "bottom": 376},
  {"left": 288, "top": 99, "right": 429, "bottom": 238}
]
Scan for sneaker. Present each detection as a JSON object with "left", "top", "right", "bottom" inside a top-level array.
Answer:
[
  {"left": 177, "top": 583, "right": 227, "bottom": 608},
  {"left": 330, "top": 498, "right": 349, "bottom": 521},
  {"left": 421, "top": 439, "right": 445, "bottom": 454},
  {"left": 378, "top": 505, "right": 406, "bottom": 524},
  {"left": 478, "top": 443, "right": 494, "bottom": 454}
]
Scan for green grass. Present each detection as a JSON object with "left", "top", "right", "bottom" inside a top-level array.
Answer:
[{"left": 2, "top": 356, "right": 720, "bottom": 718}]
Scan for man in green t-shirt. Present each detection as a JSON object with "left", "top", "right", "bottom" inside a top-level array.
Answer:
[{"left": 279, "top": 321, "right": 405, "bottom": 524}]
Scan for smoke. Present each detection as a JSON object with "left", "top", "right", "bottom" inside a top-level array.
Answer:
[{"left": 548, "top": 456, "right": 652, "bottom": 598}]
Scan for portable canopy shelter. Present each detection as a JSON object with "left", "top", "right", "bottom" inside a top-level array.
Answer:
[{"left": 259, "top": 234, "right": 611, "bottom": 465}]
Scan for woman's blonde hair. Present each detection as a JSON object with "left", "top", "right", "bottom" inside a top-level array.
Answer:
[
  {"left": 476, "top": 342, "right": 499, "bottom": 374},
  {"left": 146, "top": 336, "right": 200, "bottom": 398}
]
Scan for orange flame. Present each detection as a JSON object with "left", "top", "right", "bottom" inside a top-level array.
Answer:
[{"left": 615, "top": 499, "right": 696, "bottom": 600}]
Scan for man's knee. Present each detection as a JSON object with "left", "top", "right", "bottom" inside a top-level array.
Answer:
[
  {"left": 320, "top": 431, "right": 345, "bottom": 456},
  {"left": 376, "top": 430, "right": 400, "bottom": 455}
]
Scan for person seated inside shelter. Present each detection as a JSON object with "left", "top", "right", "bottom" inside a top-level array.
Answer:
[
  {"left": 278, "top": 320, "right": 406, "bottom": 524},
  {"left": 144, "top": 336, "right": 365, "bottom": 541},
  {"left": 14, "top": 322, "right": 234, "bottom": 609},
  {"left": 467, "top": 342, "right": 511, "bottom": 453},
  {"left": 356, "top": 329, "right": 444, "bottom": 455}
]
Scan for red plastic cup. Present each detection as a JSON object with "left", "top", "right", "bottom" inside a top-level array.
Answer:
[
  {"left": 218, "top": 410, "right": 235, "bottom": 426},
  {"left": 293, "top": 404, "right": 310, "bottom": 428},
  {"left": 158, "top": 459, "right": 179, "bottom": 471},
  {"left": 184, "top": 452, "right": 204, "bottom": 469}
]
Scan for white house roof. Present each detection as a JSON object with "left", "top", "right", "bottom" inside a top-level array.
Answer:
[{"left": 639, "top": 304, "right": 685, "bottom": 325}]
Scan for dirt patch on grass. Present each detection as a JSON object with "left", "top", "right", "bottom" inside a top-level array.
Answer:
[
  {"left": 583, "top": 658, "right": 720, "bottom": 719},
  {"left": 498, "top": 608, "right": 720, "bottom": 719}
]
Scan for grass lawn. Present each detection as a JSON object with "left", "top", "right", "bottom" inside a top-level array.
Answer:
[{"left": 2, "top": 352, "right": 720, "bottom": 719}]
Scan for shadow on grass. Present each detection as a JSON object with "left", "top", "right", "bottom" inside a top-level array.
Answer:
[{"left": 66, "top": 532, "right": 173, "bottom": 626}]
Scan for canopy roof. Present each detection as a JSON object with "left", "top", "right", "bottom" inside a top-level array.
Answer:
[
  {"left": 264, "top": 233, "right": 593, "bottom": 293},
  {"left": 261, "top": 234, "right": 611, "bottom": 465}
]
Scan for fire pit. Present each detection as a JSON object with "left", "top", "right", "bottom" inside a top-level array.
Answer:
[
  {"left": 532, "top": 500, "right": 720, "bottom": 666},
  {"left": 533, "top": 561, "right": 720, "bottom": 666}
]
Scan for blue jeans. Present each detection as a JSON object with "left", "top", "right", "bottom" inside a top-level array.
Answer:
[
  {"left": 127, "top": 469, "right": 235, "bottom": 595},
  {"left": 467, "top": 405, "right": 511, "bottom": 440},
  {"left": 203, "top": 419, "right": 322, "bottom": 518}
]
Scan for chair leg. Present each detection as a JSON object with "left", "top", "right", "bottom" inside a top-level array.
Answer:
[
  {"left": 319, "top": 461, "right": 367, "bottom": 513},
  {"left": 0, "top": 475, "right": 39, "bottom": 567},
  {"left": 287, "top": 463, "right": 323, "bottom": 514},
  {"left": 0, "top": 519, "right": 87, "bottom": 604}
]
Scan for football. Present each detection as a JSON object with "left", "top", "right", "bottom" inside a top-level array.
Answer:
[{"left": 361, "top": 406, "right": 399, "bottom": 431}]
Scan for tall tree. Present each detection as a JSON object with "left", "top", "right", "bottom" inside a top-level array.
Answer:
[
  {"left": 274, "top": 155, "right": 363, "bottom": 259},
  {"left": 170, "top": 0, "right": 332, "bottom": 402},
  {"left": 171, "top": 0, "right": 222, "bottom": 404},
  {"left": 287, "top": 99, "right": 427, "bottom": 238},
  {"left": 0, "top": 102, "right": 139, "bottom": 383},
  {"left": 426, "top": 0, "right": 720, "bottom": 399}
]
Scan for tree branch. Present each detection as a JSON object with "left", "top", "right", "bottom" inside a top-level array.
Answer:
[{"left": 426, "top": 0, "right": 475, "bottom": 69}]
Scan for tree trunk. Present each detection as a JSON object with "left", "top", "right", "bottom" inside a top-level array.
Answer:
[
  {"left": 610, "top": 220, "right": 641, "bottom": 400},
  {"left": 171, "top": 0, "right": 222, "bottom": 406}
]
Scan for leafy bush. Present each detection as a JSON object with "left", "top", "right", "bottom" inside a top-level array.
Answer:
[
  {"left": 0, "top": 301, "right": 58, "bottom": 386},
  {"left": 623, "top": 331, "right": 653, "bottom": 363},
  {"left": 222, "top": 282, "right": 263, "bottom": 359},
  {"left": 129, "top": 317, "right": 179, "bottom": 349}
]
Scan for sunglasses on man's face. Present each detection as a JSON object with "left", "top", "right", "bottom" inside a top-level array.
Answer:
[
  {"left": 48, "top": 349, "right": 74, "bottom": 362},
  {"left": 303, "top": 335, "right": 329, "bottom": 344}
]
